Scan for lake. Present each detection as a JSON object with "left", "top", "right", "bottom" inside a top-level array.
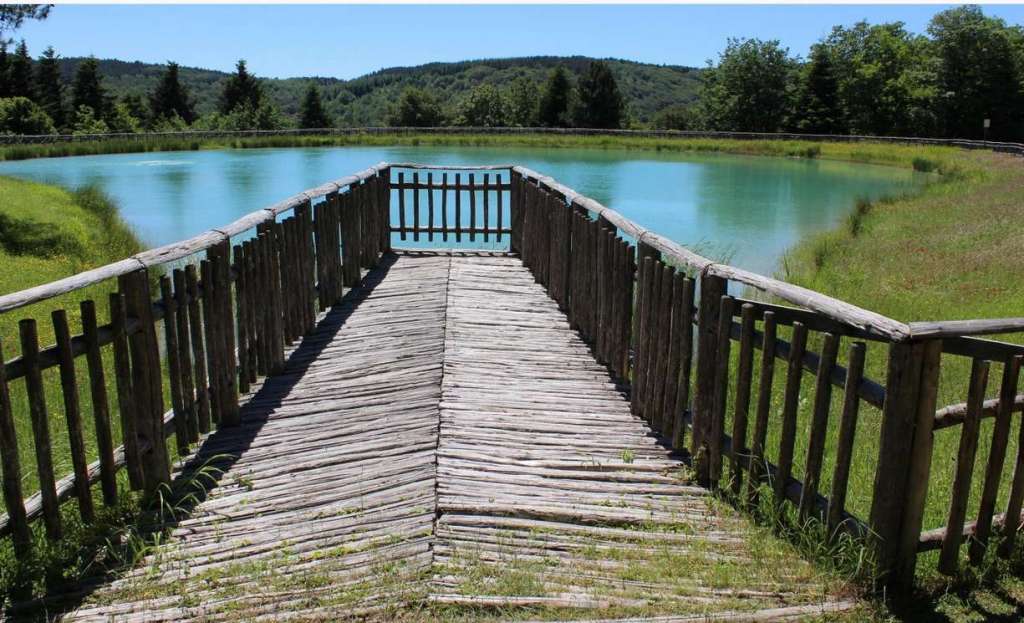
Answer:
[{"left": 0, "top": 146, "right": 927, "bottom": 276}]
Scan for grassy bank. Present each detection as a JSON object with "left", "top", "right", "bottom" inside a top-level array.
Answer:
[
  {"left": 774, "top": 148, "right": 1024, "bottom": 617},
  {"left": 0, "top": 177, "right": 147, "bottom": 602}
]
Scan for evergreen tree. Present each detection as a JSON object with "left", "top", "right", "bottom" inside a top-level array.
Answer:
[
  {"left": 9, "top": 39, "right": 31, "bottom": 99},
  {"left": 0, "top": 5, "right": 50, "bottom": 40},
  {"left": 0, "top": 43, "right": 11, "bottom": 99},
  {"left": 388, "top": 87, "right": 442, "bottom": 127},
  {"left": 34, "top": 46, "right": 64, "bottom": 129},
  {"left": 150, "top": 62, "right": 195, "bottom": 124},
  {"left": 72, "top": 57, "right": 107, "bottom": 119},
  {"left": 538, "top": 67, "right": 572, "bottom": 128},
  {"left": 507, "top": 77, "right": 538, "bottom": 127},
  {"left": 790, "top": 44, "right": 843, "bottom": 134},
  {"left": 219, "top": 59, "right": 262, "bottom": 114},
  {"left": 299, "top": 82, "right": 332, "bottom": 128},
  {"left": 573, "top": 61, "right": 624, "bottom": 129}
]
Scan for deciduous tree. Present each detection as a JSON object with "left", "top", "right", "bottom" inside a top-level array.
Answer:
[
  {"left": 699, "top": 38, "right": 795, "bottom": 133},
  {"left": 929, "top": 5, "right": 1024, "bottom": 140},
  {"left": 456, "top": 83, "right": 506, "bottom": 127},
  {"left": 388, "top": 87, "right": 442, "bottom": 127}
]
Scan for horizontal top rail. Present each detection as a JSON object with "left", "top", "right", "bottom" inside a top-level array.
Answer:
[
  {"left": 0, "top": 163, "right": 389, "bottom": 314},
  {"left": 388, "top": 162, "right": 514, "bottom": 171},
  {"left": 908, "top": 318, "right": 1024, "bottom": 339}
]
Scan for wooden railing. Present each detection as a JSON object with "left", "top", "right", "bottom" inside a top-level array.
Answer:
[
  {"left": 0, "top": 161, "right": 1022, "bottom": 594},
  {"left": 0, "top": 163, "right": 391, "bottom": 560},
  {"left": 504, "top": 164, "right": 1024, "bottom": 592}
]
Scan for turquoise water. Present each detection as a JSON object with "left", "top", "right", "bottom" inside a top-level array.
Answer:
[{"left": 0, "top": 146, "right": 926, "bottom": 276}]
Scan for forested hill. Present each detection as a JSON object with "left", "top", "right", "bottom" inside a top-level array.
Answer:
[{"left": 56, "top": 56, "right": 702, "bottom": 126}]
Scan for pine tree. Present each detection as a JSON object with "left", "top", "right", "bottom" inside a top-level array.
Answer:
[
  {"left": 299, "top": 82, "right": 332, "bottom": 128},
  {"left": 538, "top": 67, "right": 572, "bottom": 128},
  {"left": 791, "top": 44, "right": 843, "bottom": 134},
  {"left": 9, "top": 39, "right": 31, "bottom": 99},
  {"left": 34, "top": 46, "right": 64, "bottom": 128},
  {"left": 219, "top": 59, "right": 263, "bottom": 114},
  {"left": 72, "top": 57, "right": 107, "bottom": 118},
  {"left": 573, "top": 61, "right": 624, "bottom": 129},
  {"left": 0, "top": 42, "right": 11, "bottom": 99},
  {"left": 150, "top": 62, "right": 195, "bottom": 124}
]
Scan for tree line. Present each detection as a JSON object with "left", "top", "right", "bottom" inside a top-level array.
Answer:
[
  {"left": 0, "top": 5, "right": 1021, "bottom": 140},
  {"left": 0, "top": 43, "right": 333, "bottom": 135},
  {"left": 664, "top": 5, "right": 1024, "bottom": 141},
  {"left": 387, "top": 62, "right": 625, "bottom": 129}
]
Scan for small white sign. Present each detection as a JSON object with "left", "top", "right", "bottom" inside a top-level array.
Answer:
[{"left": 984, "top": 118, "right": 991, "bottom": 128}]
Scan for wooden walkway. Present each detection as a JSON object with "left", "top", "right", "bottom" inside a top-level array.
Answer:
[{"left": 61, "top": 252, "right": 854, "bottom": 622}]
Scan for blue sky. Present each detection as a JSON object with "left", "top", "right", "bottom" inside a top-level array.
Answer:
[{"left": 14, "top": 4, "right": 1024, "bottom": 80}]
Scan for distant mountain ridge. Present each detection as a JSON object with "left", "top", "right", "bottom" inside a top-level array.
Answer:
[{"left": 56, "top": 55, "right": 702, "bottom": 126}]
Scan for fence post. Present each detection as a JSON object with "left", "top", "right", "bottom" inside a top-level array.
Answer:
[
  {"left": 869, "top": 339, "right": 936, "bottom": 589},
  {"left": 379, "top": 168, "right": 392, "bottom": 254},
  {"left": 893, "top": 339, "right": 943, "bottom": 590},
  {"left": 692, "top": 271, "right": 726, "bottom": 487},
  {"left": 119, "top": 268, "right": 171, "bottom": 494},
  {"left": 510, "top": 170, "right": 522, "bottom": 253}
]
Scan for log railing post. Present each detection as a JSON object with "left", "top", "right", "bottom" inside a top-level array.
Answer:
[
  {"left": 692, "top": 272, "right": 726, "bottom": 487},
  {"left": 869, "top": 338, "right": 943, "bottom": 588},
  {"left": 893, "top": 339, "right": 943, "bottom": 589},
  {"left": 0, "top": 337, "right": 31, "bottom": 556},
  {"left": 510, "top": 171, "right": 523, "bottom": 254},
  {"left": 119, "top": 268, "right": 171, "bottom": 494}
]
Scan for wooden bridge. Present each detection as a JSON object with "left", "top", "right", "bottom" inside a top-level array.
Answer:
[{"left": 0, "top": 162, "right": 1023, "bottom": 620}]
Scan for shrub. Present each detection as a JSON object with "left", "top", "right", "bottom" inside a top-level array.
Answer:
[
  {"left": 912, "top": 156, "right": 937, "bottom": 172},
  {"left": 0, "top": 97, "right": 56, "bottom": 135}
]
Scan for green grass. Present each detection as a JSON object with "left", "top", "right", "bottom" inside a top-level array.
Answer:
[
  {"left": 768, "top": 148, "right": 1024, "bottom": 615},
  {"left": 0, "top": 177, "right": 148, "bottom": 605}
]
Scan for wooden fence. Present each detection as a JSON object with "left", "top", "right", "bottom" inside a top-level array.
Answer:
[
  {"left": 505, "top": 164, "right": 1024, "bottom": 591},
  {"left": 0, "top": 161, "right": 1022, "bottom": 593},
  {"left": 1, "top": 128, "right": 1023, "bottom": 157}
]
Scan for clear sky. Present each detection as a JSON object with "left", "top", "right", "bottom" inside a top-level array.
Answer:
[{"left": 13, "top": 4, "right": 1024, "bottom": 80}]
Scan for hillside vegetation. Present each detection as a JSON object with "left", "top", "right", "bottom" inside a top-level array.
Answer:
[{"left": 55, "top": 55, "right": 701, "bottom": 127}]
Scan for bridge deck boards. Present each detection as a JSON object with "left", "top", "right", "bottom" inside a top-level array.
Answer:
[{"left": 58, "top": 252, "right": 854, "bottom": 622}]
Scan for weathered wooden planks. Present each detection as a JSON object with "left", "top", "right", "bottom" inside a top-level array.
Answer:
[{"left": 55, "top": 252, "right": 849, "bottom": 621}]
